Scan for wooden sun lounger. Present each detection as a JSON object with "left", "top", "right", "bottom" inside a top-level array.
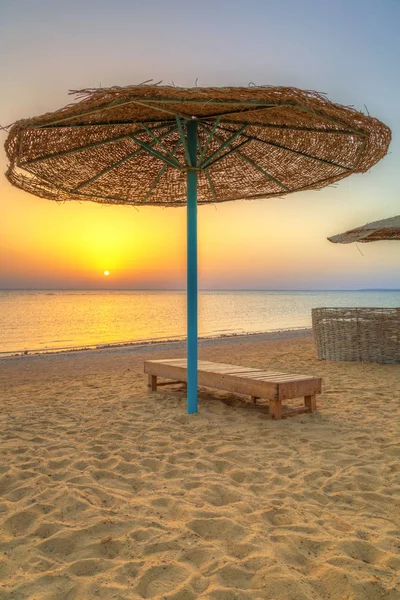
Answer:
[{"left": 144, "top": 359, "right": 322, "bottom": 419}]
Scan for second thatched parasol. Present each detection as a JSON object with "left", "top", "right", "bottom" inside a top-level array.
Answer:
[{"left": 328, "top": 215, "right": 400, "bottom": 243}]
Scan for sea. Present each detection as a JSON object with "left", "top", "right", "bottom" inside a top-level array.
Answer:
[{"left": 0, "top": 290, "right": 399, "bottom": 355}]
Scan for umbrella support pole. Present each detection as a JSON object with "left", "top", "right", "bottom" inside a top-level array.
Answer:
[{"left": 186, "top": 120, "right": 198, "bottom": 414}]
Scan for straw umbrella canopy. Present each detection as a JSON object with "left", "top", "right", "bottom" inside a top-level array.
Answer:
[
  {"left": 4, "top": 84, "right": 391, "bottom": 414},
  {"left": 328, "top": 215, "right": 400, "bottom": 243}
]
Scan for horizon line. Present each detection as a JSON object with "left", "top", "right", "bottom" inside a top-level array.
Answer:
[{"left": 0, "top": 288, "right": 399, "bottom": 292}]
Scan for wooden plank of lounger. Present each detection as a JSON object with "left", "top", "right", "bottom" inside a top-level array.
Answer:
[
  {"left": 279, "top": 379, "right": 321, "bottom": 400},
  {"left": 200, "top": 364, "right": 266, "bottom": 373},
  {"left": 152, "top": 359, "right": 256, "bottom": 372},
  {"left": 157, "top": 359, "right": 186, "bottom": 364},
  {"left": 248, "top": 373, "right": 317, "bottom": 383},
  {"left": 154, "top": 361, "right": 312, "bottom": 382},
  {"left": 245, "top": 373, "right": 306, "bottom": 380},
  {"left": 155, "top": 380, "right": 185, "bottom": 387},
  {"left": 160, "top": 361, "right": 240, "bottom": 374},
  {"left": 200, "top": 365, "right": 251, "bottom": 373},
  {"left": 144, "top": 360, "right": 281, "bottom": 399}
]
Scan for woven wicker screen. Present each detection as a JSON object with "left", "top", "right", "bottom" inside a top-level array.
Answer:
[
  {"left": 312, "top": 307, "right": 400, "bottom": 364},
  {"left": 4, "top": 84, "right": 391, "bottom": 206}
]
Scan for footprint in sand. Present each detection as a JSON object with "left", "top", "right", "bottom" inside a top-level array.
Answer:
[
  {"left": 261, "top": 507, "right": 295, "bottom": 527},
  {"left": 338, "top": 539, "right": 387, "bottom": 565},
  {"left": 33, "top": 522, "right": 62, "bottom": 540},
  {"left": 135, "top": 563, "right": 191, "bottom": 598},
  {"left": 68, "top": 558, "right": 110, "bottom": 577},
  {"left": 188, "top": 517, "right": 246, "bottom": 542},
  {"left": 201, "top": 484, "right": 242, "bottom": 507},
  {"left": 211, "top": 563, "right": 255, "bottom": 590},
  {"left": 2, "top": 508, "right": 38, "bottom": 537}
]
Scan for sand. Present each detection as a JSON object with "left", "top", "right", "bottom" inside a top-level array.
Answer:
[{"left": 0, "top": 331, "right": 399, "bottom": 600}]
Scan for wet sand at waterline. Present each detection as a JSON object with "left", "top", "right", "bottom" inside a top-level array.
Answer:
[{"left": 0, "top": 331, "right": 399, "bottom": 599}]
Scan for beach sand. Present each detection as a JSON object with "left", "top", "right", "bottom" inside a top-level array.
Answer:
[{"left": 0, "top": 331, "right": 399, "bottom": 599}]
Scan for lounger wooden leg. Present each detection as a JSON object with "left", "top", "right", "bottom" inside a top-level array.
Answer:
[
  {"left": 304, "top": 394, "right": 317, "bottom": 412},
  {"left": 250, "top": 396, "right": 259, "bottom": 404},
  {"left": 148, "top": 375, "right": 157, "bottom": 391},
  {"left": 269, "top": 399, "right": 282, "bottom": 420}
]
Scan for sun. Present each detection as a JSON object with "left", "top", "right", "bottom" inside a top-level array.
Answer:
[{"left": 104, "top": 270, "right": 110, "bottom": 276}]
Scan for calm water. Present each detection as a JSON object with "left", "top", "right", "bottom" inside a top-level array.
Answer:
[{"left": 0, "top": 290, "right": 399, "bottom": 354}]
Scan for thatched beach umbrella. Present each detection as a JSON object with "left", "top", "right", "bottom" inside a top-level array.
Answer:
[
  {"left": 328, "top": 215, "right": 400, "bottom": 243},
  {"left": 4, "top": 84, "right": 391, "bottom": 413}
]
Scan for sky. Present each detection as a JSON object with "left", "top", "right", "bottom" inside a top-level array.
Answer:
[{"left": 0, "top": 0, "right": 399, "bottom": 290}]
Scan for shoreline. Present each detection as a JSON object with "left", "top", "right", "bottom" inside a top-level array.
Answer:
[{"left": 0, "top": 327, "right": 312, "bottom": 360}]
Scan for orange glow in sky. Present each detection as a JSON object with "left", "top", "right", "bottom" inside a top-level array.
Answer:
[
  {"left": 0, "top": 183, "right": 398, "bottom": 290},
  {"left": 0, "top": 0, "right": 399, "bottom": 290}
]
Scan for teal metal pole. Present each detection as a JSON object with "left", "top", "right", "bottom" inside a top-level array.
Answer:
[{"left": 186, "top": 120, "right": 198, "bottom": 414}]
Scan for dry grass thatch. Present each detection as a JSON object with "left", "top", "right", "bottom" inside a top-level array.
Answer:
[
  {"left": 328, "top": 215, "right": 400, "bottom": 243},
  {"left": 4, "top": 83, "right": 392, "bottom": 206},
  {"left": 312, "top": 307, "right": 400, "bottom": 364}
]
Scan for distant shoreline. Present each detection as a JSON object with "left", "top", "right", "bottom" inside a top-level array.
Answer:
[
  {"left": 1, "top": 289, "right": 399, "bottom": 293},
  {"left": 0, "top": 328, "right": 312, "bottom": 360}
]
